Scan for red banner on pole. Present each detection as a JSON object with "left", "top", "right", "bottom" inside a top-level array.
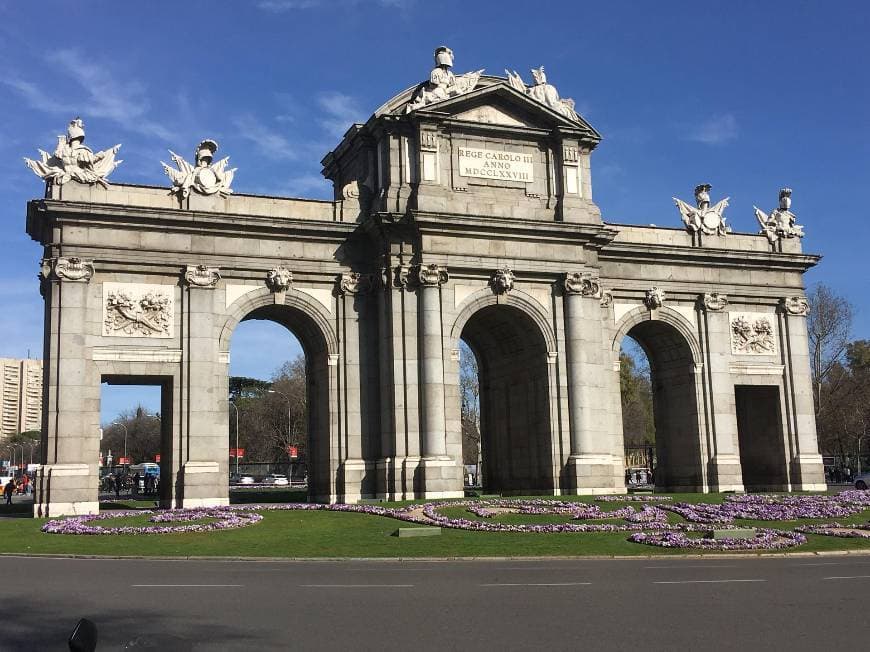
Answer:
[
  {"left": 286, "top": 445, "right": 298, "bottom": 459},
  {"left": 155, "top": 454, "right": 161, "bottom": 463},
  {"left": 229, "top": 448, "right": 245, "bottom": 459},
  {"left": 118, "top": 457, "right": 131, "bottom": 465}
]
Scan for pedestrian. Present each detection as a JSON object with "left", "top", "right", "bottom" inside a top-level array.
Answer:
[
  {"left": 114, "top": 474, "right": 121, "bottom": 498},
  {"left": 3, "top": 479, "right": 14, "bottom": 505}
]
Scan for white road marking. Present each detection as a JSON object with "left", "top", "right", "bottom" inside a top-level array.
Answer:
[
  {"left": 131, "top": 584, "right": 242, "bottom": 588},
  {"left": 300, "top": 584, "right": 414, "bottom": 588},
  {"left": 481, "top": 582, "right": 592, "bottom": 587},
  {"left": 644, "top": 565, "right": 738, "bottom": 569},
  {"left": 823, "top": 575, "right": 870, "bottom": 580},
  {"left": 653, "top": 579, "right": 766, "bottom": 584}
]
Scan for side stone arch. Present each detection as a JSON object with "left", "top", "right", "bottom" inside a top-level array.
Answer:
[
  {"left": 218, "top": 285, "right": 342, "bottom": 502},
  {"left": 218, "top": 286, "right": 339, "bottom": 358},
  {"left": 609, "top": 303, "right": 709, "bottom": 491},
  {"left": 610, "top": 305, "right": 702, "bottom": 364}
]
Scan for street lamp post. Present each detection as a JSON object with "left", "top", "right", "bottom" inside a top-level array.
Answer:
[
  {"left": 268, "top": 389, "right": 293, "bottom": 483},
  {"left": 228, "top": 399, "right": 240, "bottom": 475},
  {"left": 112, "top": 422, "right": 129, "bottom": 462}
]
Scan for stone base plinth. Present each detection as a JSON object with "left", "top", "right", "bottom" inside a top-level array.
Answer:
[
  {"left": 708, "top": 455, "right": 745, "bottom": 493},
  {"left": 564, "top": 455, "right": 626, "bottom": 495},
  {"left": 418, "top": 457, "right": 464, "bottom": 499},
  {"left": 177, "top": 461, "right": 228, "bottom": 508},
  {"left": 33, "top": 463, "right": 99, "bottom": 518},
  {"left": 338, "top": 459, "right": 376, "bottom": 502},
  {"left": 790, "top": 454, "right": 827, "bottom": 491}
]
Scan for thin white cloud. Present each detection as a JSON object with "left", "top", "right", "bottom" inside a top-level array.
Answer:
[
  {"left": 687, "top": 113, "right": 738, "bottom": 145},
  {"left": 317, "top": 91, "right": 364, "bottom": 139},
  {"left": 282, "top": 174, "right": 331, "bottom": 197},
  {"left": 258, "top": 0, "right": 413, "bottom": 11},
  {"left": 232, "top": 114, "right": 298, "bottom": 161}
]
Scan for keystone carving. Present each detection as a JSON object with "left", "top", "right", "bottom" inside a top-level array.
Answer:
[
  {"left": 703, "top": 292, "right": 729, "bottom": 311},
  {"left": 266, "top": 266, "right": 293, "bottom": 293},
  {"left": 730, "top": 313, "right": 777, "bottom": 355},
  {"left": 673, "top": 184, "right": 730, "bottom": 236},
  {"left": 184, "top": 264, "right": 221, "bottom": 288},
  {"left": 339, "top": 272, "right": 376, "bottom": 295},
  {"left": 782, "top": 295, "right": 809, "bottom": 316},
  {"left": 644, "top": 287, "right": 666, "bottom": 309},
  {"left": 162, "top": 139, "right": 236, "bottom": 198},
  {"left": 24, "top": 117, "right": 122, "bottom": 187},
  {"left": 563, "top": 272, "right": 601, "bottom": 297},
  {"left": 417, "top": 264, "right": 449, "bottom": 287},
  {"left": 490, "top": 267, "right": 515, "bottom": 294}
]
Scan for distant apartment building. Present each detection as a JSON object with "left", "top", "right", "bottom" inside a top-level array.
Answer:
[{"left": 0, "top": 358, "right": 43, "bottom": 437}]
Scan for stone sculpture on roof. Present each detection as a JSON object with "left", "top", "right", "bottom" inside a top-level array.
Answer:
[
  {"left": 162, "top": 139, "right": 236, "bottom": 198},
  {"left": 505, "top": 66, "right": 580, "bottom": 122},
  {"left": 406, "top": 46, "right": 484, "bottom": 112},
  {"left": 24, "top": 117, "right": 122, "bottom": 187},
  {"left": 673, "top": 183, "right": 730, "bottom": 236},
  {"left": 754, "top": 188, "right": 804, "bottom": 244}
]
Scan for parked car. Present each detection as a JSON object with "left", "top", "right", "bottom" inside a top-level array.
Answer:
[
  {"left": 263, "top": 474, "right": 289, "bottom": 486},
  {"left": 230, "top": 474, "right": 255, "bottom": 485},
  {"left": 854, "top": 472, "right": 870, "bottom": 491}
]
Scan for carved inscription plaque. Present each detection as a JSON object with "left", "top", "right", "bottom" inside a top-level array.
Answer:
[{"left": 457, "top": 146, "right": 534, "bottom": 183}]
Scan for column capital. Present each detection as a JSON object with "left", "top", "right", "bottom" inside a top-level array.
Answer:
[
  {"left": 781, "top": 295, "right": 809, "bottom": 316},
  {"left": 417, "top": 263, "right": 448, "bottom": 287},
  {"left": 702, "top": 291, "right": 728, "bottom": 312},
  {"left": 41, "top": 256, "right": 95, "bottom": 283},
  {"left": 563, "top": 271, "right": 600, "bottom": 297},
  {"left": 184, "top": 264, "right": 221, "bottom": 288},
  {"left": 338, "top": 271, "right": 376, "bottom": 295}
]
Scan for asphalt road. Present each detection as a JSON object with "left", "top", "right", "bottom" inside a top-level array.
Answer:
[{"left": 4, "top": 554, "right": 870, "bottom": 651}]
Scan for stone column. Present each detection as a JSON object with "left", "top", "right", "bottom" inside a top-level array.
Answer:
[
  {"left": 563, "top": 272, "right": 623, "bottom": 494},
  {"left": 33, "top": 257, "right": 101, "bottom": 517},
  {"left": 700, "top": 293, "right": 744, "bottom": 492},
  {"left": 418, "top": 264, "right": 448, "bottom": 458},
  {"left": 780, "top": 296, "right": 827, "bottom": 490},
  {"left": 416, "top": 264, "right": 462, "bottom": 499},
  {"left": 178, "top": 265, "right": 228, "bottom": 508}
]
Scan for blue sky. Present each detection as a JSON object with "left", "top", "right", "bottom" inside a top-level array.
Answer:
[{"left": 0, "top": 0, "right": 867, "bottom": 423}]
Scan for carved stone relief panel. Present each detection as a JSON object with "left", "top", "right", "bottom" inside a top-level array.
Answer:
[
  {"left": 729, "top": 311, "right": 777, "bottom": 356},
  {"left": 102, "top": 283, "right": 174, "bottom": 338}
]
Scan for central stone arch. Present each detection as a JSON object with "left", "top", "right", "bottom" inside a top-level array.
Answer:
[{"left": 447, "top": 290, "right": 561, "bottom": 494}]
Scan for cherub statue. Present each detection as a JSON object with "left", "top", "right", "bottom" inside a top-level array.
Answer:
[
  {"left": 407, "top": 46, "right": 484, "bottom": 112},
  {"left": 673, "top": 183, "right": 730, "bottom": 236},
  {"left": 505, "top": 66, "right": 580, "bottom": 121},
  {"left": 24, "top": 118, "right": 122, "bottom": 187},
  {"left": 162, "top": 139, "right": 236, "bottom": 198},
  {"left": 754, "top": 188, "right": 804, "bottom": 244}
]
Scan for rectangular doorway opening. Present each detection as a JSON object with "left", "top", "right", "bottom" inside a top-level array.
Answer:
[
  {"left": 735, "top": 385, "right": 788, "bottom": 491},
  {"left": 100, "top": 375, "right": 173, "bottom": 506}
]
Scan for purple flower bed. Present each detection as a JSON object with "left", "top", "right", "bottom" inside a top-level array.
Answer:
[
  {"left": 793, "top": 522, "right": 870, "bottom": 539},
  {"left": 42, "top": 507, "right": 263, "bottom": 535},
  {"left": 628, "top": 529, "right": 807, "bottom": 551},
  {"left": 596, "top": 495, "right": 673, "bottom": 503}
]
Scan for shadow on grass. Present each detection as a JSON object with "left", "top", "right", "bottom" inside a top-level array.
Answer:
[
  {"left": 230, "top": 488, "right": 308, "bottom": 504},
  {"left": 0, "top": 502, "right": 33, "bottom": 518}
]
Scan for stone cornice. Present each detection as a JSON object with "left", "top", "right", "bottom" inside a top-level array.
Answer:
[
  {"left": 27, "top": 199, "right": 355, "bottom": 247},
  {"left": 599, "top": 240, "right": 821, "bottom": 273}
]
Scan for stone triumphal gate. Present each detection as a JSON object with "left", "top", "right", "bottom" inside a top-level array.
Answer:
[{"left": 25, "top": 48, "right": 826, "bottom": 516}]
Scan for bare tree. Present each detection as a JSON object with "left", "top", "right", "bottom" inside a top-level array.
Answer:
[
  {"left": 807, "top": 284, "right": 854, "bottom": 415},
  {"left": 459, "top": 340, "right": 482, "bottom": 470}
]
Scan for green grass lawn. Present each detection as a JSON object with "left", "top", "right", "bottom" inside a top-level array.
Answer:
[{"left": 0, "top": 493, "right": 868, "bottom": 558}]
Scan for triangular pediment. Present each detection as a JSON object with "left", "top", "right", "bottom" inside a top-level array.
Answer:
[
  {"left": 412, "top": 82, "right": 601, "bottom": 142},
  {"left": 452, "top": 103, "right": 528, "bottom": 127}
]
